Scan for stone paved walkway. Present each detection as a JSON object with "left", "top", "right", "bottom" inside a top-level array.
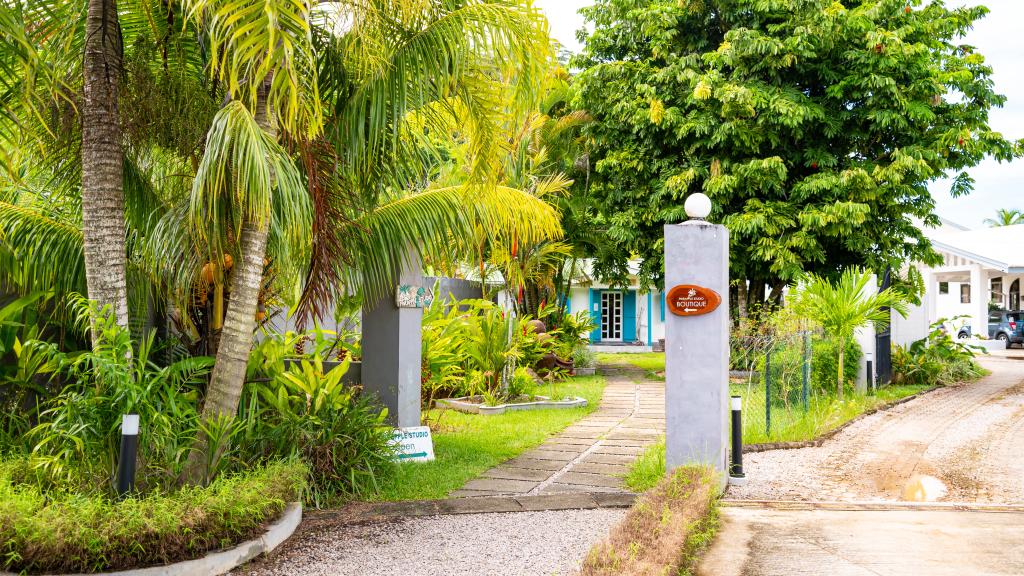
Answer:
[{"left": 451, "top": 369, "right": 665, "bottom": 497}]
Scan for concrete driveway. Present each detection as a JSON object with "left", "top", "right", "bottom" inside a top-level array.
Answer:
[
  {"left": 700, "top": 356, "right": 1024, "bottom": 576},
  {"left": 700, "top": 504, "right": 1024, "bottom": 576}
]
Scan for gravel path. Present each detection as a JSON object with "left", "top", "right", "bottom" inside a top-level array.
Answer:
[
  {"left": 727, "top": 356, "right": 1024, "bottom": 503},
  {"left": 235, "top": 508, "right": 623, "bottom": 576}
]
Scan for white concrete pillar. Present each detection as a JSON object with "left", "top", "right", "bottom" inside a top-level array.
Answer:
[
  {"left": 663, "top": 220, "right": 729, "bottom": 483},
  {"left": 969, "top": 265, "right": 986, "bottom": 338},
  {"left": 854, "top": 273, "right": 878, "bottom": 394}
]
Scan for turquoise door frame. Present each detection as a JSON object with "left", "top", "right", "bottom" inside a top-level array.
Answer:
[{"left": 588, "top": 288, "right": 601, "bottom": 342}]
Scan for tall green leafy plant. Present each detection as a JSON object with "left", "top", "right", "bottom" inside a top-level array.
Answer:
[
  {"left": 795, "top": 269, "right": 908, "bottom": 399},
  {"left": 238, "top": 356, "right": 393, "bottom": 505},
  {"left": 28, "top": 298, "right": 213, "bottom": 492}
]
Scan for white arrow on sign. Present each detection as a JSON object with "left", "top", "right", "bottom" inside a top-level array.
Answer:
[{"left": 684, "top": 308, "right": 697, "bottom": 313}]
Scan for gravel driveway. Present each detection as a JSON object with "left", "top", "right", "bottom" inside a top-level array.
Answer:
[
  {"left": 727, "top": 356, "right": 1024, "bottom": 503},
  {"left": 235, "top": 508, "right": 623, "bottom": 576}
]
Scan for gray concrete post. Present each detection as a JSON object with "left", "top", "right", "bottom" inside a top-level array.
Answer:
[
  {"left": 362, "top": 252, "right": 423, "bottom": 428},
  {"left": 664, "top": 220, "right": 730, "bottom": 484}
]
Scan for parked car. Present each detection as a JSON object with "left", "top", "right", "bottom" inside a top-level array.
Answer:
[{"left": 957, "top": 310, "right": 1024, "bottom": 348}]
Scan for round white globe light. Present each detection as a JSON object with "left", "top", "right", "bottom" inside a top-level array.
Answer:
[{"left": 684, "top": 193, "right": 712, "bottom": 219}]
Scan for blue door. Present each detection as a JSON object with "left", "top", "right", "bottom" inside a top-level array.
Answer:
[
  {"left": 588, "top": 289, "right": 601, "bottom": 342},
  {"left": 622, "top": 290, "right": 637, "bottom": 342}
]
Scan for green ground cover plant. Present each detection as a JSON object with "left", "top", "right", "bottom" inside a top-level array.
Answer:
[
  {"left": 0, "top": 459, "right": 306, "bottom": 574},
  {"left": 595, "top": 352, "right": 666, "bottom": 379},
  {"left": 893, "top": 320, "right": 987, "bottom": 387},
  {"left": 581, "top": 466, "right": 719, "bottom": 576},
  {"left": 627, "top": 382, "right": 932, "bottom": 492},
  {"left": 372, "top": 375, "right": 605, "bottom": 501}
]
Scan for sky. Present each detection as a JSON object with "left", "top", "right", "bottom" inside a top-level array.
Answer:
[{"left": 534, "top": 0, "right": 1024, "bottom": 230}]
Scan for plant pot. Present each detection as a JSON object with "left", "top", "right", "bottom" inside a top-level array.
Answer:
[
  {"left": 436, "top": 395, "right": 588, "bottom": 415},
  {"left": 574, "top": 366, "right": 596, "bottom": 376}
]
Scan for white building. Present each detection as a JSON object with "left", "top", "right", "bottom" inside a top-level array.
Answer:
[
  {"left": 565, "top": 261, "right": 667, "bottom": 348},
  {"left": 893, "top": 220, "right": 1024, "bottom": 346}
]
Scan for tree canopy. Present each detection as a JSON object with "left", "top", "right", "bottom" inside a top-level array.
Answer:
[{"left": 571, "top": 0, "right": 1019, "bottom": 303}]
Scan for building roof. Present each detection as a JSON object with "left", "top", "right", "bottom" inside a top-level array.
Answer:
[{"left": 926, "top": 224, "right": 1024, "bottom": 273}]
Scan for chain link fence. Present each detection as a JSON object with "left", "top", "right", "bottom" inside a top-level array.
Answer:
[{"left": 731, "top": 328, "right": 846, "bottom": 444}]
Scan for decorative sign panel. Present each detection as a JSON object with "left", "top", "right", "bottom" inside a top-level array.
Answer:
[
  {"left": 396, "top": 284, "right": 434, "bottom": 308},
  {"left": 390, "top": 426, "right": 435, "bottom": 462},
  {"left": 666, "top": 284, "right": 721, "bottom": 317}
]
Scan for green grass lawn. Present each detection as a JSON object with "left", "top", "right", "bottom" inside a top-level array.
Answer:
[
  {"left": 370, "top": 375, "right": 606, "bottom": 501},
  {"left": 625, "top": 384, "right": 931, "bottom": 492},
  {"left": 595, "top": 352, "right": 666, "bottom": 379},
  {"left": 732, "top": 383, "right": 929, "bottom": 444}
]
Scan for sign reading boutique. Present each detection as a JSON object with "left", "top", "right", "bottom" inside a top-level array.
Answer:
[{"left": 666, "top": 284, "right": 721, "bottom": 317}]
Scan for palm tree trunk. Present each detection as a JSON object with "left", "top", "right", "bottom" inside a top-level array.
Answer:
[
  {"left": 186, "top": 83, "right": 273, "bottom": 484},
  {"left": 81, "top": 0, "right": 130, "bottom": 342},
  {"left": 201, "top": 223, "right": 268, "bottom": 418}
]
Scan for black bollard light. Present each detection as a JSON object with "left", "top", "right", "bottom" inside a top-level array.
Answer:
[
  {"left": 729, "top": 395, "right": 745, "bottom": 482},
  {"left": 116, "top": 414, "right": 139, "bottom": 497},
  {"left": 866, "top": 350, "right": 875, "bottom": 395}
]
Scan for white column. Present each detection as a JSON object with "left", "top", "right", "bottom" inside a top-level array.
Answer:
[
  {"left": 969, "top": 265, "right": 986, "bottom": 338},
  {"left": 924, "top": 270, "right": 938, "bottom": 335}
]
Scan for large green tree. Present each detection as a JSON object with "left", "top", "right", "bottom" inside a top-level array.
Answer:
[{"left": 572, "top": 0, "right": 1018, "bottom": 309}]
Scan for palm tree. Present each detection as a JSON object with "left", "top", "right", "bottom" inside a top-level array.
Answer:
[
  {"left": 796, "top": 269, "right": 909, "bottom": 399},
  {"left": 182, "top": 0, "right": 554, "bottom": 435},
  {"left": 80, "top": 0, "right": 130, "bottom": 343},
  {"left": 0, "top": 0, "right": 131, "bottom": 344},
  {"left": 983, "top": 208, "right": 1023, "bottom": 227}
]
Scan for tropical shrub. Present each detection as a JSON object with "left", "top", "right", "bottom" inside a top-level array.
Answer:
[
  {"left": 893, "top": 320, "right": 986, "bottom": 387},
  {"left": 793, "top": 269, "right": 908, "bottom": 398},
  {"left": 420, "top": 295, "right": 556, "bottom": 405},
  {"left": 26, "top": 299, "right": 213, "bottom": 493},
  {"left": 238, "top": 357, "right": 394, "bottom": 506},
  {"left": 0, "top": 459, "right": 306, "bottom": 574}
]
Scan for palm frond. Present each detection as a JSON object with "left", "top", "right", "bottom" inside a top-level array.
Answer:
[
  {"left": 0, "top": 201, "right": 85, "bottom": 296},
  {"left": 334, "top": 184, "right": 561, "bottom": 306},
  {"left": 184, "top": 0, "right": 322, "bottom": 138},
  {"left": 189, "top": 101, "right": 311, "bottom": 267}
]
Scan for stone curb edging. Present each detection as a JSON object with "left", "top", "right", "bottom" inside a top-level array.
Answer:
[
  {"left": 308, "top": 492, "right": 637, "bottom": 526},
  {"left": 436, "top": 395, "right": 587, "bottom": 415},
  {"left": 722, "top": 499, "right": 1024, "bottom": 514},
  {"left": 5, "top": 503, "right": 303, "bottom": 576},
  {"left": 742, "top": 387, "right": 939, "bottom": 453}
]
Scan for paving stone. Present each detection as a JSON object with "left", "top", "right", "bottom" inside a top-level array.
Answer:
[
  {"left": 483, "top": 467, "right": 553, "bottom": 482},
  {"left": 572, "top": 462, "right": 631, "bottom": 475},
  {"left": 515, "top": 493, "right": 599, "bottom": 511},
  {"left": 593, "top": 444, "right": 646, "bottom": 456},
  {"left": 460, "top": 478, "right": 539, "bottom": 493},
  {"left": 582, "top": 453, "right": 636, "bottom": 465},
  {"left": 435, "top": 496, "right": 524, "bottom": 514},
  {"left": 592, "top": 492, "right": 639, "bottom": 506},
  {"left": 545, "top": 437, "right": 596, "bottom": 447},
  {"left": 520, "top": 449, "right": 578, "bottom": 462},
  {"left": 557, "top": 471, "right": 626, "bottom": 489},
  {"left": 503, "top": 457, "right": 567, "bottom": 471},
  {"left": 448, "top": 489, "right": 504, "bottom": 498},
  {"left": 540, "top": 483, "right": 623, "bottom": 494},
  {"left": 599, "top": 438, "right": 647, "bottom": 447}
]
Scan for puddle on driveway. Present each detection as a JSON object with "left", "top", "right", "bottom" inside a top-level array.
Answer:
[{"left": 902, "top": 475, "right": 948, "bottom": 502}]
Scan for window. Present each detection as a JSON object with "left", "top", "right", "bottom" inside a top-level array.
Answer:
[
  {"left": 992, "top": 277, "right": 1003, "bottom": 305},
  {"left": 939, "top": 282, "right": 949, "bottom": 295},
  {"left": 961, "top": 283, "right": 971, "bottom": 304}
]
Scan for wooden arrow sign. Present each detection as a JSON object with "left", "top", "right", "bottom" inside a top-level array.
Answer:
[{"left": 666, "top": 284, "right": 721, "bottom": 317}]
